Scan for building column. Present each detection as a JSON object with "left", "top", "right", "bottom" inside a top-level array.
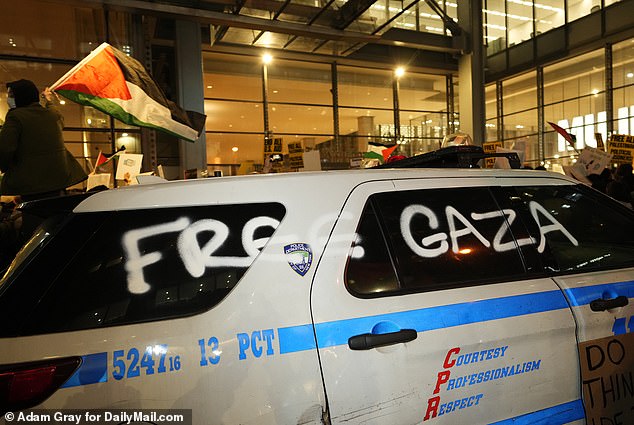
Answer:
[
  {"left": 457, "top": 0, "right": 485, "bottom": 146},
  {"left": 605, "top": 43, "right": 613, "bottom": 137},
  {"left": 175, "top": 20, "right": 207, "bottom": 175},
  {"left": 357, "top": 116, "right": 374, "bottom": 152}
]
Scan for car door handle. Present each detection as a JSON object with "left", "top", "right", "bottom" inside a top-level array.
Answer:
[
  {"left": 348, "top": 329, "right": 417, "bottom": 350},
  {"left": 590, "top": 295, "right": 629, "bottom": 312}
]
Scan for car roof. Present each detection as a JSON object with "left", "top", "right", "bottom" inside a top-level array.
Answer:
[{"left": 74, "top": 168, "right": 578, "bottom": 213}]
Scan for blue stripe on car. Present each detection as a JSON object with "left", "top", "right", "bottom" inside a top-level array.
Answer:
[
  {"left": 61, "top": 352, "right": 108, "bottom": 388},
  {"left": 278, "top": 280, "right": 634, "bottom": 354},
  {"left": 564, "top": 280, "right": 634, "bottom": 306},
  {"left": 488, "top": 399, "right": 585, "bottom": 424},
  {"left": 279, "top": 289, "right": 570, "bottom": 354}
]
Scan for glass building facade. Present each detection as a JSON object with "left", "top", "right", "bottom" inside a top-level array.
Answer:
[
  {"left": 486, "top": 39, "right": 634, "bottom": 170},
  {"left": 203, "top": 52, "right": 456, "bottom": 172},
  {"left": 0, "top": 0, "right": 632, "bottom": 179}
]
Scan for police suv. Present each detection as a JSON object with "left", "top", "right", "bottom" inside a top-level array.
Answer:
[{"left": 1, "top": 147, "right": 634, "bottom": 425}]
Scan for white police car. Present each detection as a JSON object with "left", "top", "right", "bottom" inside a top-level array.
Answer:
[{"left": 1, "top": 148, "right": 634, "bottom": 424}]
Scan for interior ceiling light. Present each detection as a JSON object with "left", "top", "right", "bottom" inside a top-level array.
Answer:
[
  {"left": 484, "top": 23, "right": 507, "bottom": 31},
  {"left": 508, "top": 0, "right": 562, "bottom": 12},
  {"left": 425, "top": 26, "right": 445, "bottom": 33}
]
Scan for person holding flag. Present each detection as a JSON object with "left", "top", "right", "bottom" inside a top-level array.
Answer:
[
  {"left": 0, "top": 79, "right": 87, "bottom": 202},
  {"left": 49, "top": 42, "right": 206, "bottom": 142}
]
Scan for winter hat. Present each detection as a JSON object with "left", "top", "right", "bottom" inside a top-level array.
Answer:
[{"left": 7, "top": 79, "right": 40, "bottom": 107}]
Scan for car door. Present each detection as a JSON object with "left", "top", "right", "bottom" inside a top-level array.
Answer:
[
  {"left": 311, "top": 177, "right": 584, "bottom": 425},
  {"left": 494, "top": 182, "right": 634, "bottom": 424}
]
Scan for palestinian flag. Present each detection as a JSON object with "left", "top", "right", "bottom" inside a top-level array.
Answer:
[
  {"left": 381, "top": 145, "right": 397, "bottom": 161},
  {"left": 548, "top": 121, "right": 578, "bottom": 153},
  {"left": 363, "top": 144, "right": 398, "bottom": 163},
  {"left": 50, "top": 42, "right": 206, "bottom": 142},
  {"left": 95, "top": 146, "right": 126, "bottom": 168}
]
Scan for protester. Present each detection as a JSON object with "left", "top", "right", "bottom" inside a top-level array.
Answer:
[
  {"left": 606, "top": 179, "right": 633, "bottom": 209},
  {"left": 614, "top": 163, "right": 634, "bottom": 198},
  {"left": 586, "top": 168, "right": 613, "bottom": 193},
  {"left": 0, "top": 80, "right": 88, "bottom": 255},
  {"left": 0, "top": 79, "right": 87, "bottom": 202}
]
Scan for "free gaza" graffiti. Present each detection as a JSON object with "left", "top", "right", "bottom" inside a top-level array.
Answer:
[
  {"left": 122, "top": 216, "right": 280, "bottom": 294},
  {"left": 400, "top": 200, "right": 578, "bottom": 257},
  {"left": 119, "top": 199, "right": 577, "bottom": 295}
]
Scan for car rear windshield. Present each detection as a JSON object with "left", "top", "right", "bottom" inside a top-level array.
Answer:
[{"left": 0, "top": 202, "right": 286, "bottom": 336}]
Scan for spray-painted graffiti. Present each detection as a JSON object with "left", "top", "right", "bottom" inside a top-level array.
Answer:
[
  {"left": 122, "top": 216, "right": 280, "bottom": 294},
  {"left": 400, "top": 200, "right": 578, "bottom": 258}
]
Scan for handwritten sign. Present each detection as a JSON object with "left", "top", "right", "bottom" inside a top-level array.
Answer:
[
  {"left": 578, "top": 147, "right": 613, "bottom": 175},
  {"left": 579, "top": 332, "right": 634, "bottom": 424}
]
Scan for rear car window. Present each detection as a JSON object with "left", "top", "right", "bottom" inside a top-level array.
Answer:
[
  {"left": 498, "top": 184, "right": 634, "bottom": 273},
  {"left": 0, "top": 203, "right": 285, "bottom": 336},
  {"left": 346, "top": 187, "right": 528, "bottom": 296}
]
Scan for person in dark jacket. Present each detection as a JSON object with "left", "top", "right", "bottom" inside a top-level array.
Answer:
[{"left": 0, "top": 79, "right": 87, "bottom": 202}]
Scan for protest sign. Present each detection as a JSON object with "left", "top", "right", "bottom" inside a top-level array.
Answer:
[
  {"left": 578, "top": 147, "right": 613, "bottom": 175},
  {"left": 115, "top": 153, "right": 143, "bottom": 181},
  {"left": 579, "top": 332, "right": 634, "bottom": 424},
  {"left": 482, "top": 141, "right": 502, "bottom": 168},
  {"left": 288, "top": 142, "right": 304, "bottom": 169},
  {"left": 607, "top": 135, "right": 634, "bottom": 165},
  {"left": 86, "top": 173, "right": 111, "bottom": 191}
]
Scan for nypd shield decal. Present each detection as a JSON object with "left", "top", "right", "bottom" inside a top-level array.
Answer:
[{"left": 284, "top": 243, "right": 313, "bottom": 277}]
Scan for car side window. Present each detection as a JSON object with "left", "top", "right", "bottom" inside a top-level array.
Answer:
[
  {"left": 21, "top": 203, "right": 285, "bottom": 335},
  {"left": 346, "top": 201, "right": 399, "bottom": 295},
  {"left": 500, "top": 184, "right": 634, "bottom": 273},
  {"left": 346, "top": 187, "right": 527, "bottom": 296}
]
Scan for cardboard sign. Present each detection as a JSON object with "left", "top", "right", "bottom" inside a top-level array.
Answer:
[
  {"left": 263, "top": 137, "right": 283, "bottom": 161},
  {"left": 563, "top": 164, "right": 592, "bottom": 185},
  {"left": 288, "top": 142, "right": 304, "bottom": 169},
  {"left": 86, "top": 173, "right": 111, "bottom": 191},
  {"left": 578, "top": 147, "right": 613, "bottom": 175},
  {"left": 482, "top": 142, "right": 502, "bottom": 168},
  {"left": 595, "top": 133, "right": 605, "bottom": 152},
  {"left": 579, "top": 332, "right": 634, "bottom": 424},
  {"left": 115, "top": 153, "right": 143, "bottom": 181},
  {"left": 607, "top": 135, "right": 634, "bottom": 165}
]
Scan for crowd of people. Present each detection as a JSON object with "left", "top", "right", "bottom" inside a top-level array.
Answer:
[
  {"left": 522, "top": 161, "right": 634, "bottom": 209},
  {"left": 587, "top": 163, "right": 634, "bottom": 209}
]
